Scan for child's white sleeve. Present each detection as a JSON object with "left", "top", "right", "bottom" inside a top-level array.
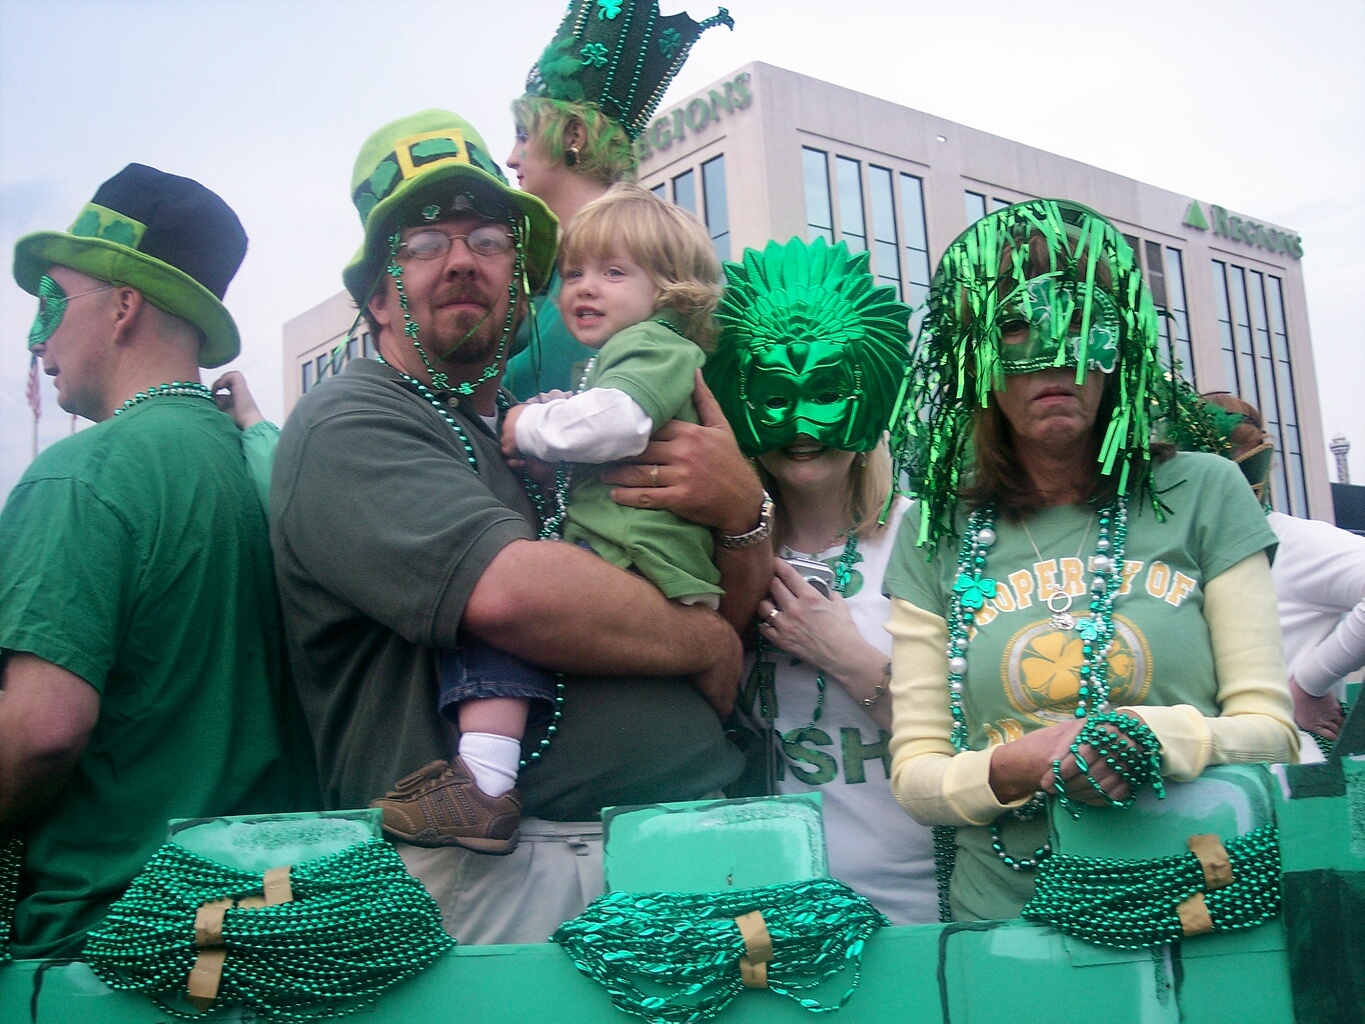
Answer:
[{"left": 514, "top": 387, "right": 655, "bottom": 463}]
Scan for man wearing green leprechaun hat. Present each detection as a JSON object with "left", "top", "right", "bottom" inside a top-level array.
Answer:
[
  {"left": 270, "top": 109, "right": 771, "bottom": 944},
  {"left": 0, "top": 164, "right": 314, "bottom": 958}
]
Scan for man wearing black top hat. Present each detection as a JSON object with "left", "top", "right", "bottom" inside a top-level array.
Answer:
[{"left": 0, "top": 164, "right": 312, "bottom": 958}]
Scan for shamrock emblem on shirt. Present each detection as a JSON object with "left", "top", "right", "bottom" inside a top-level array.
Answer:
[
  {"left": 953, "top": 572, "right": 997, "bottom": 611},
  {"left": 597, "top": 0, "right": 623, "bottom": 18},
  {"left": 659, "top": 28, "right": 682, "bottom": 58}
]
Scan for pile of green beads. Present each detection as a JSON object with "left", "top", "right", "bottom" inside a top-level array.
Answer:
[
  {"left": 1051, "top": 711, "right": 1166, "bottom": 819},
  {"left": 0, "top": 837, "right": 19, "bottom": 963},
  {"left": 84, "top": 837, "right": 454, "bottom": 1021},
  {"left": 552, "top": 878, "right": 888, "bottom": 1023},
  {"left": 1022, "top": 823, "right": 1281, "bottom": 949}
]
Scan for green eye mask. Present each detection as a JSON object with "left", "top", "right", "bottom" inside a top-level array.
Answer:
[
  {"left": 997, "top": 275, "right": 1120, "bottom": 375},
  {"left": 29, "top": 274, "right": 66, "bottom": 349}
]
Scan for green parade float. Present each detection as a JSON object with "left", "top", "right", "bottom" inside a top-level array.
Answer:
[{"left": 3, "top": 2, "right": 1362, "bottom": 1021}]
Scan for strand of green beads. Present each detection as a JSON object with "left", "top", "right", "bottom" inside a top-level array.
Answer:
[
  {"left": 1021, "top": 823, "right": 1281, "bottom": 949},
  {"left": 552, "top": 878, "right": 888, "bottom": 1024},
  {"left": 115, "top": 381, "right": 216, "bottom": 415},
  {"left": 0, "top": 836, "right": 19, "bottom": 963},
  {"left": 85, "top": 837, "right": 455, "bottom": 1022},
  {"left": 787, "top": 533, "right": 861, "bottom": 737}
]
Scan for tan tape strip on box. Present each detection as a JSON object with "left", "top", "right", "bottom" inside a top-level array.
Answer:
[
  {"left": 1177, "top": 893, "right": 1214, "bottom": 936},
  {"left": 735, "top": 910, "right": 773, "bottom": 989},
  {"left": 187, "top": 948, "right": 227, "bottom": 1012},
  {"left": 193, "top": 897, "right": 233, "bottom": 948},
  {"left": 186, "top": 867, "right": 294, "bottom": 1009},
  {"left": 1186, "top": 834, "right": 1234, "bottom": 890},
  {"left": 262, "top": 865, "right": 293, "bottom": 905}
]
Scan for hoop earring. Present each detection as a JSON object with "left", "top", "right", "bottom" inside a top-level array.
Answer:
[{"left": 565, "top": 147, "right": 579, "bottom": 168}]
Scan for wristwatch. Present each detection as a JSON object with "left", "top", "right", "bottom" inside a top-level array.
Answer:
[{"left": 717, "top": 491, "right": 775, "bottom": 550}]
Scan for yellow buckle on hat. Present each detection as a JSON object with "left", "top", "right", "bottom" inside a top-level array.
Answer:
[{"left": 393, "top": 129, "right": 471, "bottom": 181}]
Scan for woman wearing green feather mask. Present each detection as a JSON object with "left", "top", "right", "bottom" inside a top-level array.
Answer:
[
  {"left": 882, "top": 199, "right": 1298, "bottom": 923},
  {"left": 707, "top": 237, "right": 940, "bottom": 925}
]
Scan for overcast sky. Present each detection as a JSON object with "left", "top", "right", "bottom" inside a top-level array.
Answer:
[{"left": 2, "top": 0, "right": 1362, "bottom": 501}]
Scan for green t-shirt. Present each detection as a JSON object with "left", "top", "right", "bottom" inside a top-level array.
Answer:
[
  {"left": 883, "top": 452, "right": 1277, "bottom": 920},
  {"left": 564, "top": 318, "right": 721, "bottom": 601},
  {"left": 0, "top": 398, "right": 310, "bottom": 958},
  {"left": 271, "top": 360, "right": 741, "bottom": 822}
]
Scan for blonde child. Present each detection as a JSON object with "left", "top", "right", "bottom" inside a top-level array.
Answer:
[{"left": 501, "top": 182, "right": 723, "bottom": 607}]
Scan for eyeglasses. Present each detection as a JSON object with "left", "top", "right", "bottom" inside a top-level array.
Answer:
[{"left": 398, "top": 226, "right": 515, "bottom": 261}]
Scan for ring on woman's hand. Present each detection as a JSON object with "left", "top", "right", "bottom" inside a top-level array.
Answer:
[
  {"left": 649, "top": 464, "right": 660, "bottom": 487},
  {"left": 766, "top": 607, "right": 780, "bottom": 623}
]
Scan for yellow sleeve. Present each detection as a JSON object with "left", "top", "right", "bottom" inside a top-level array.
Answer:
[
  {"left": 1117, "top": 551, "right": 1299, "bottom": 779},
  {"left": 886, "top": 598, "right": 1033, "bottom": 826}
]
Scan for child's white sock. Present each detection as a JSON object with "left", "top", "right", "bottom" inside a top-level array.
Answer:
[{"left": 457, "top": 732, "right": 521, "bottom": 797}]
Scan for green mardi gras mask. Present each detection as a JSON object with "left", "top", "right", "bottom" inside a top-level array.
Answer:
[
  {"left": 892, "top": 199, "right": 1163, "bottom": 549},
  {"left": 706, "top": 237, "right": 911, "bottom": 457},
  {"left": 998, "top": 274, "right": 1120, "bottom": 375},
  {"left": 28, "top": 275, "right": 68, "bottom": 349},
  {"left": 28, "top": 274, "right": 117, "bottom": 350}
]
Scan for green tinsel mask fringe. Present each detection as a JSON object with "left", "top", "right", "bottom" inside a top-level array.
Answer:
[
  {"left": 891, "top": 199, "right": 1164, "bottom": 551},
  {"left": 552, "top": 878, "right": 889, "bottom": 1023},
  {"left": 83, "top": 837, "right": 454, "bottom": 1021},
  {"left": 1021, "top": 823, "right": 1281, "bottom": 949}
]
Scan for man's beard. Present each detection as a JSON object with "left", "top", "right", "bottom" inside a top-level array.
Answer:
[{"left": 424, "top": 289, "right": 515, "bottom": 373}]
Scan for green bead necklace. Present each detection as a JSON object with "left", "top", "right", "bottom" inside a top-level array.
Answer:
[
  {"left": 0, "top": 836, "right": 19, "bottom": 964},
  {"left": 84, "top": 837, "right": 454, "bottom": 1021},
  {"left": 114, "top": 381, "right": 215, "bottom": 415},
  {"left": 943, "top": 497, "right": 1131, "bottom": 876},
  {"left": 1022, "top": 822, "right": 1281, "bottom": 949},
  {"left": 553, "top": 878, "right": 888, "bottom": 1024},
  {"left": 754, "top": 532, "right": 862, "bottom": 741}
]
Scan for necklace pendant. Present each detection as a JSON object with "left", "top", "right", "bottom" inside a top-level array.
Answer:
[{"left": 1050, "top": 610, "right": 1076, "bottom": 631}]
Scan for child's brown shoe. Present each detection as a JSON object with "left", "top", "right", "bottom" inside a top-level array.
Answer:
[{"left": 371, "top": 758, "right": 521, "bottom": 855}]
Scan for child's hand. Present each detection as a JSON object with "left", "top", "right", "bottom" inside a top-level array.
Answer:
[
  {"left": 212, "top": 371, "right": 265, "bottom": 430},
  {"left": 500, "top": 403, "right": 526, "bottom": 461}
]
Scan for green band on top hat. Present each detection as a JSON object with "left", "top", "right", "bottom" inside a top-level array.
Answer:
[
  {"left": 352, "top": 129, "right": 504, "bottom": 224},
  {"left": 69, "top": 203, "right": 146, "bottom": 249}
]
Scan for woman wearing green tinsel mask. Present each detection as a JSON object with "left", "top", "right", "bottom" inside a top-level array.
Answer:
[
  {"left": 706, "top": 237, "right": 939, "bottom": 925},
  {"left": 882, "top": 199, "right": 1299, "bottom": 922}
]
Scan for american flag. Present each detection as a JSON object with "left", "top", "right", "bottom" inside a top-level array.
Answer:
[{"left": 26, "top": 353, "right": 41, "bottom": 422}]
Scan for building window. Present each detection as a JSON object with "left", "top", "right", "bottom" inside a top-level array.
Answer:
[
  {"left": 301, "top": 360, "right": 315, "bottom": 394},
  {"left": 868, "top": 166, "right": 901, "bottom": 298},
  {"left": 1162, "top": 248, "right": 1193, "bottom": 379},
  {"left": 900, "top": 174, "right": 931, "bottom": 315},
  {"left": 672, "top": 168, "right": 697, "bottom": 215},
  {"left": 650, "top": 182, "right": 666, "bottom": 200},
  {"left": 1143, "top": 240, "right": 1167, "bottom": 309},
  {"left": 803, "top": 147, "right": 834, "bottom": 243},
  {"left": 1211, "top": 261, "right": 1307, "bottom": 515},
  {"left": 701, "top": 155, "right": 730, "bottom": 263},
  {"left": 835, "top": 156, "right": 867, "bottom": 255},
  {"left": 1212, "top": 261, "right": 1238, "bottom": 390},
  {"left": 964, "top": 191, "right": 986, "bottom": 225},
  {"left": 362, "top": 331, "right": 378, "bottom": 359}
]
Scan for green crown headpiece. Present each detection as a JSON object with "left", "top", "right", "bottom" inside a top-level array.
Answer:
[
  {"left": 524, "top": 0, "right": 734, "bottom": 140},
  {"left": 893, "top": 199, "right": 1163, "bottom": 548},
  {"left": 706, "top": 237, "right": 912, "bottom": 458}
]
